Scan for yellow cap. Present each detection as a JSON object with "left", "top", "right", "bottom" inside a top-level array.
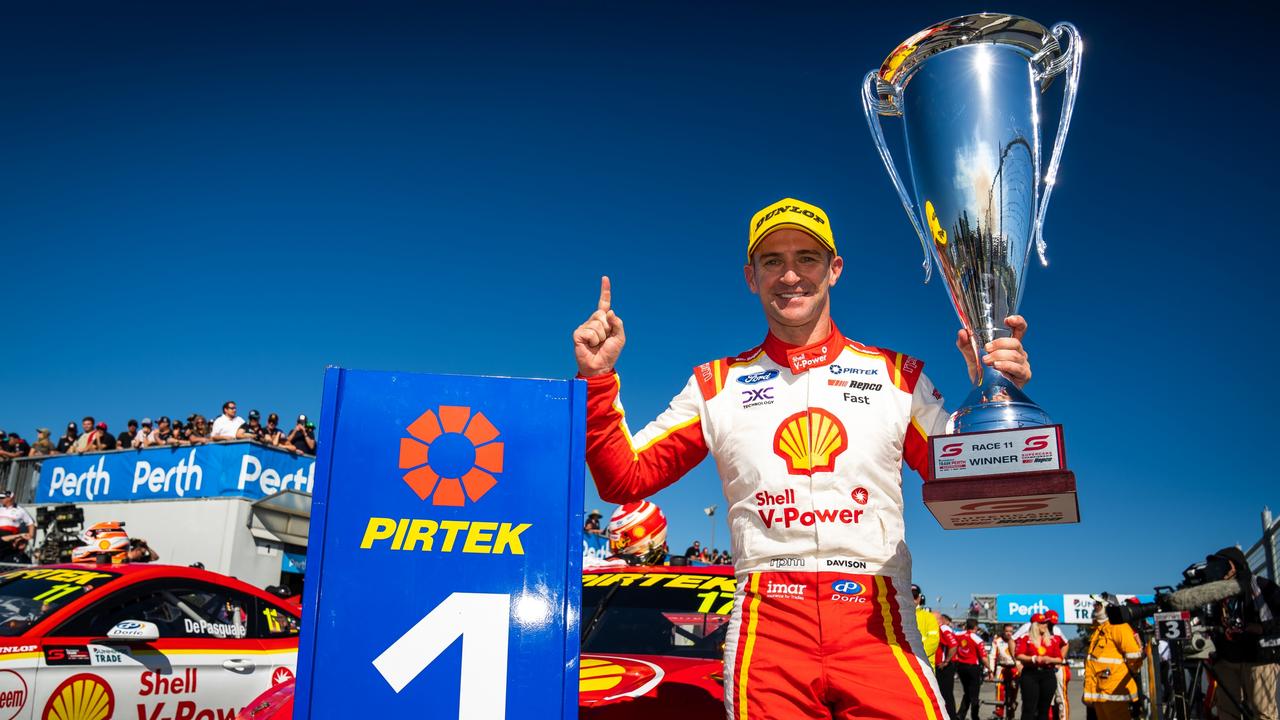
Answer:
[{"left": 747, "top": 198, "right": 836, "bottom": 261}]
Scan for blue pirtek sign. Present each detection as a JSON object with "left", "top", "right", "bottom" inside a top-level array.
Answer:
[
  {"left": 294, "top": 369, "right": 584, "bottom": 720},
  {"left": 35, "top": 443, "right": 315, "bottom": 503}
]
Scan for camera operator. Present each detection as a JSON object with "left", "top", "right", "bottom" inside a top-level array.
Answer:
[
  {"left": 1206, "top": 547, "right": 1280, "bottom": 720},
  {"left": 1084, "top": 596, "right": 1144, "bottom": 720}
]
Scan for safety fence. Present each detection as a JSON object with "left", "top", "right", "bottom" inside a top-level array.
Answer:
[{"left": 1245, "top": 506, "right": 1280, "bottom": 580}]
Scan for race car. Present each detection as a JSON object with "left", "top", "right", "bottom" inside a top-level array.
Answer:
[
  {"left": 0, "top": 563, "right": 301, "bottom": 720},
  {"left": 235, "top": 564, "right": 733, "bottom": 720}
]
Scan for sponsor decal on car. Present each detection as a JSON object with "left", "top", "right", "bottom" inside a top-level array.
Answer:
[
  {"left": 42, "top": 672, "right": 114, "bottom": 720},
  {"left": 0, "top": 669, "right": 27, "bottom": 720},
  {"left": 580, "top": 573, "right": 735, "bottom": 592},
  {"left": 91, "top": 647, "right": 125, "bottom": 665},
  {"left": 140, "top": 668, "right": 198, "bottom": 696},
  {"left": 44, "top": 646, "right": 92, "bottom": 666},
  {"left": 0, "top": 645, "right": 37, "bottom": 656},
  {"left": 271, "top": 667, "right": 294, "bottom": 687}
]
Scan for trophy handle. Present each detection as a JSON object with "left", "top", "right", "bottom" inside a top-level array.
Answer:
[
  {"left": 1030, "top": 22, "right": 1083, "bottom": 267},
  {"left": 861, "top": 71, "right": 932, "bottom": 283}
]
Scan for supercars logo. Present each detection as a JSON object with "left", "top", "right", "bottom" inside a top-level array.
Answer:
[
  {"left": 773, "top": 409, "right": 846, "bottom": 475},
  {"left": 42, "top": 673, "right": 113, "bottom": 720},
  {"left": 399, "top": 406, "right": 504, "bottom": 506}
]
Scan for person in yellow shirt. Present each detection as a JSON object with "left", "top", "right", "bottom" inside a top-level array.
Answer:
[
  {"left": 1084, "top": 597, "right": 1145, "bottom": 720},
  {"left": 913, "top": 584, "right": 941, "bottom": 668}
]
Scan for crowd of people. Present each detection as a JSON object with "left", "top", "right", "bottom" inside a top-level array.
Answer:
[{"left": 0, "top": 400, "right": 318, "bottom": 459}]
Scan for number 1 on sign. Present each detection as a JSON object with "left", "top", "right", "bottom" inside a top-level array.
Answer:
[{"left": 372, "top": 592, "right": 511, "bottom": 720}]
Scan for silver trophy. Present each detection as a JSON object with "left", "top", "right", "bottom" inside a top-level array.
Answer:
[{"left": 862, "top": 13, "right": 1082, "bottom": 433}]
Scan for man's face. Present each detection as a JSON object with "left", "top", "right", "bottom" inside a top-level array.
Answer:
[
  {"left": 1, "top": 496, "right": 13, "bottom": 508},
  {"left": 82, "top": 419, "right": 94, "bottom": 433},
  {"left": 225, "top": 404, "right": 237, "bottom": 418},
  {"left": 744, "top": 230, "right": 843, "bottom": 330}
]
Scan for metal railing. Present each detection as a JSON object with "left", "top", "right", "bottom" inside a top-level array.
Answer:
[
  {"left": 0, "top": 457, "right": 41, "bottom": 504},
  {"left": 1245, "top": 506, "right": 1280, "bottom": 581}
]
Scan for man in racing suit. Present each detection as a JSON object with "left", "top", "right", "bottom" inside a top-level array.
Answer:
[{"left": 573, "top": 197, "right": 1033, "bottom": 719}]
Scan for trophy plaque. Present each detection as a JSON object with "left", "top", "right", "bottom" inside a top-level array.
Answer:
[{"left": 862, "top": 14, "right": 1082, "bottom": 529}]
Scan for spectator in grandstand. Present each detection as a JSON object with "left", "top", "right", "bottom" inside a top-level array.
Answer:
[
  {"left": 30, "top": 428, "right": 55, "bottom": 456},
  {"left": 172, "top": 419, "right": 189, "bottom": 442},
  {"left": 211, "top": 400, "right": 245, "bottom": 440},
  {"left": 132, "top": 419, "right": 153, "bottom": 448},
  {"left": 71, "top": 416, "right": 98, "bottom": 453},
  {"left": 0, "top": 427, "right": 18, "bottom": 456},
  {"left": 241, "top": 410, "right": 265, "bottom": 442},
  {"left": 147, "top": 416, "right": 181, "bottom": 447},
  {"left": 56, "top": 422, "right": 78, "bottom": 453},
  {"left": 262, "top": 413, "right": 286, "bottom": 447},
  {"left": 117, "top": 420, "right": 138, "bottom": 450},
  {"left": 186, "top": 415, "right": 211, "bottom": 445},
  {"left": 92, "top": 422, "right": 117, "bottom": 451},
  {"left": 584, "top": 509, "right": 605, "bottom": 536},
  {"left": 287, "top": 416, "right": 317, "bottom": 454},
  {"left": 684, "top": 540, "right": 701, "bottom": 559}
]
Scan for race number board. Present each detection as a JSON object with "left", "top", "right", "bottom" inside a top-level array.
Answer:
[{"left": 294, "top": 369, "right": 585, "bottom": 720}]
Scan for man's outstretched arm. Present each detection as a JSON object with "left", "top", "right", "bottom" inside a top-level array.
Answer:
[{"left": 574, "top": 276, "right": 708, "bottom": 501}]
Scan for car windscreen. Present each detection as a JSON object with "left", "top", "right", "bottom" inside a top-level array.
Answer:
[
  {"left": 581, "top": 571, "right": 736, "bottom": 659},
  {"left": 0, "top": 567, "right": 120, "bottom": 636}
]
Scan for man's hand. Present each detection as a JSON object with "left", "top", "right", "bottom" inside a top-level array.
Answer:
[
  {"left": 573, "top": 276, "right": 626, "bottom": 377},
  {"left": 956, "top": 315, "right": 1032, "bottom": 388}
]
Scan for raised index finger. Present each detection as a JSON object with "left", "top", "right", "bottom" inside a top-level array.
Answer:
[{"left": 598, "top": 275, "right": 612, "bottom": 312}]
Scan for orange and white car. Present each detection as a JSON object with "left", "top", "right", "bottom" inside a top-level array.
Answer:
[{"left": 0, "top": 563, "right": 300, "bottom": 720}]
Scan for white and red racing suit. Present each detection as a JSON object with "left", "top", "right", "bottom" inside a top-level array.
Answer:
[{"left": 585, "top": 322, "right": 950, "bottom": 719}]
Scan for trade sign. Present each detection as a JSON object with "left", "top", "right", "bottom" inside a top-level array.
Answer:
[{"left": 294, "top": 369, "right": 584, "bottom": 720}]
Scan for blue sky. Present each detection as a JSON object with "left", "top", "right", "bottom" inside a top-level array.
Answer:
[{"left": 1, "top": 1, "right": 1274, "bottom": 613}]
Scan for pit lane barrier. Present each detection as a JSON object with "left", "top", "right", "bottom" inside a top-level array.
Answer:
[{"left": 294, "top": 368, "right": 584, "bottom": 720}]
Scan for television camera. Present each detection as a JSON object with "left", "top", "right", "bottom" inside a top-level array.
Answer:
[
  {"left": 1106, "top": 557, "right": 1273, "bottom": 719},
  {"left": 34, "top": 503, "right": 85, "bottom": 564}
]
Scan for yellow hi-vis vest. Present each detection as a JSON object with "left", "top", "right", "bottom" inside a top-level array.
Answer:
[
  {"left": 916, "top": 607, "right": 941, "bottom": 668},
  {"left": 1084, "top": 621, "right": 1143, "bottom": 702}
]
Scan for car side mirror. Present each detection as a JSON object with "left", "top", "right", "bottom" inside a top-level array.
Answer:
[{"left": 106, "top": 620, "right": 160, "bottom": 642}]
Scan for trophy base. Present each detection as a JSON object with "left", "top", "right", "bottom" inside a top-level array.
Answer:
[
  {"left": 925, "top": 423, "right": 1079, "bottom": 529},
  {"left": 923, "top": 469, "right": 1078, "bottom": 529}
]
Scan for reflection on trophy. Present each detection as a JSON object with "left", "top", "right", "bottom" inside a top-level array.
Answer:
[{"left": 862, "top": 14, "right": 1082, "bottom": 529}]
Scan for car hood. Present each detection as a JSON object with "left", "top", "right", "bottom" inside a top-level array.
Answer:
[{"left": 579, "top": 653, "right": 722, "bottom": 707}]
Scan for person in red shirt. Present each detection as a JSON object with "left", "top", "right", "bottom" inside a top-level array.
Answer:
[
  {"left": 937, "top": 615, "right": 960, "bottom": 720},
  {"left": 954, "top": 618, "right": 989, "bottom": 720},
  {"left": 1016, "top": 613, "right": 1068, "bottom": 720}
]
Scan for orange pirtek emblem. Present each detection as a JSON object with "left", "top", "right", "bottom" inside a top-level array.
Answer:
[
  {"left": 399, "top": 406, "right": 504, "bottom": 506},
  {"left": 773, "top": 408, "right": 847, "bottom": 475}
]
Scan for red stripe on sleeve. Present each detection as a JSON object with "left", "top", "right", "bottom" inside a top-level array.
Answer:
[{"left": 584, "top": 372, "right": 708, "bottom": 503}]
